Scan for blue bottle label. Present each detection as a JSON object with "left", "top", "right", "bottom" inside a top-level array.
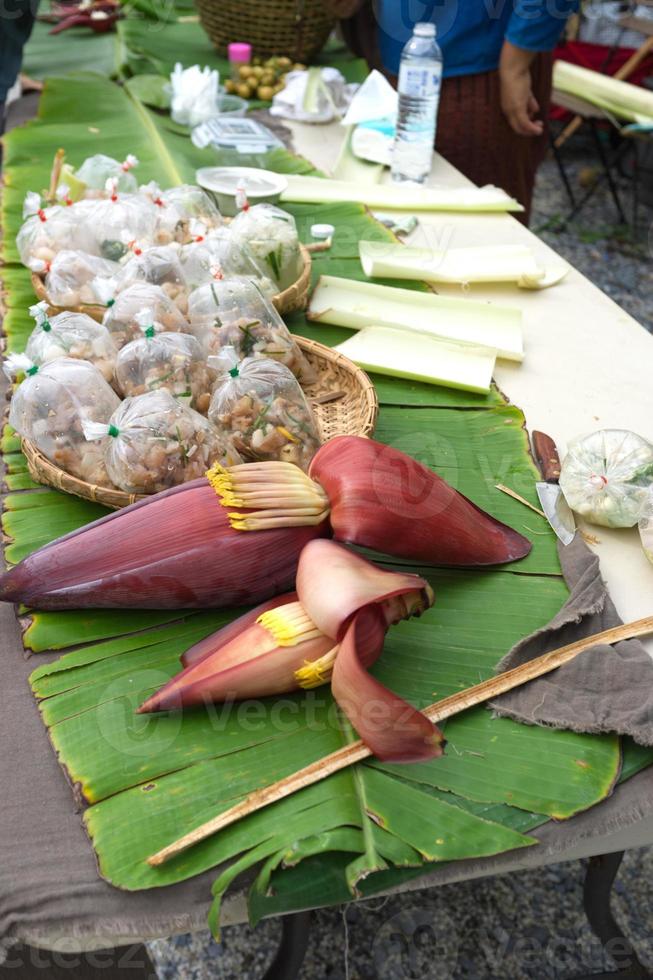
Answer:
[{"left": 399, "top": 64, "right": 441, "bottom": 99}]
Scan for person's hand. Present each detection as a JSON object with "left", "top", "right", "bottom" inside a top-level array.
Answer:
[{"left": 499, "top": 40, "right": 544, "bottom": 137}]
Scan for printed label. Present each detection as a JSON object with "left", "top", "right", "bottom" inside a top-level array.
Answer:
[{"left": 399, "top": 64, "right": 441, "bottom": 100}]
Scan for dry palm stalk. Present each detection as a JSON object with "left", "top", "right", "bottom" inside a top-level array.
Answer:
[{"left": 147, "top": 614, "right": 653, "bottom": 867}]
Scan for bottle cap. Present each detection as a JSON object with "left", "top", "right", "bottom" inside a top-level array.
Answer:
[
  {"left": 228, "top": 42, "right": 252, "bottom": 63},
  {"left": 310, "top": 223, "right": 334, "bottom": 240},
  {"left": 414, "top": 22, "right": 436, "bottom": 37}
]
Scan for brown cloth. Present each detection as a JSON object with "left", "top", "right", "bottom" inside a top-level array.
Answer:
[
  {"left": 337, "top": 2, "right": 552, "bottom": 223},
  {"left": 491, "top": 535, "right": 653, "bottom": 746}
]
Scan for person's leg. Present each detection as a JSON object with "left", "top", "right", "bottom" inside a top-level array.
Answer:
[
  {"left": 436, "top": 54, "right": 553, "bottom": 224},
  {"left": 0, "top": 0, "right": 39, "bottom": 132}
]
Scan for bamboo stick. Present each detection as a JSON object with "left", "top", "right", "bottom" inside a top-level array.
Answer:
[{"left": 147, "top": 614, "right": 653, "bottom": 867}]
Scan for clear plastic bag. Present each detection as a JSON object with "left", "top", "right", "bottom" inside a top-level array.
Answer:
[
  {"left": 179, "top": 227, "right": 276, "bottom": 297},
  {"left": 187, "top": 277, "right": 316, "bottom": 383},
  {"left": 5, "top": 354, "right": 120, "bottom": 487},
  {"left": 638, "top": 490, "right": 653, "bottom": 565},
  {"left": 75, "top": 154, "right": 140, "bottom": 196},
  {"left": 145, "top": 183, "right": 222, "bottom": 245},
  {"left": 16, "top": 193, "right": 95, "bottom": 271},
  {"left": 114, "top": 308, "right": 214, "bottom": 412},
  {"left": 208, "top": 349, "right": 321, "bottom": 471},
  {"left": 85, "top": 186, "right": 158, "bottom": 262},
  {"left": 25, "top": 304, "right": 118, "bottom": 383},
  {"left": 100, "top": 282, "right": 190, "bottom": 348},
  {"left": 230, "top": 203, "right": 303, "bottom": 291},
  {"left": 84, "top": 389, "right": 242, "bottom": 494},
  {"left": 43, "top": 250, "right": 120, "bottom": 307},
  {"left": 115, "top": 244, "right": 188, "bottom": 313},
  {"left": 559, "top": 429, "right": 653, "bottom": 528}
]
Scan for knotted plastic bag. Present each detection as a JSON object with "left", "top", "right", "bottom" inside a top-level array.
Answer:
[
  {"left": 99, "top": 281, "right": 190, "bottom": 348},
  {"left": 559, "top": 429, "right": 653, "bottom": 528},
  {"left": 144, "top": 182, "right": 222, "bottom": 245},
  {"left": 114, "top": 308, "right": 213, "bottom": 412},
  {"left": 5, "top": 354, "right": 120, "bottom": 487},
  {"left": 208, "top": 348, "right": 321, "bottom": 471},
  {"left": 179, "top": 227, "right": 275, "bottom": 297},
  {"left": 25, "top": 303, "right": 118, "bottom": 383},
  {"left": 187, "top": 276, "right": 316, "bottom": 383},
  {"left": 43, "top": 250, "right": 120, "bottom": 307},
  {"left": 114, "top": 244, "right": 188, "bottom": 313},
  {"left": 230, "top": 203, "right": 303, "bottom": 291},
  {"left": 74, "top": 153, "right": 140, "bottom": 196},
  {"left": 85, "top": 183, "right": 158, "bottom": 261},
  {"left": 16, "top": 192, "right": 95, "bottom": 271},
  {"left": 83, "top": 389, "right": 241, "bottom": 494}
]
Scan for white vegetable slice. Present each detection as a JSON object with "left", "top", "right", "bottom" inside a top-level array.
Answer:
[
  {"left": 334, "top": 326, "right": 496, "bottom": 393},
  {"left": 360, "top": 241, "right": 544, "bottom": 285},
  {"left": 308, "top": 275, "right": 523, "bottom": 362},
  {"left": 553, "top": 61, "right": 653, "bottom": 126},
  {"left": 281, "top": 175, "right": 522, "bottom": 212}
]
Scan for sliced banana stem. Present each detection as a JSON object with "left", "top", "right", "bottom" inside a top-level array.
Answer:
[{"left": 146, "top": 614, "right": 653, "bottom": 868}]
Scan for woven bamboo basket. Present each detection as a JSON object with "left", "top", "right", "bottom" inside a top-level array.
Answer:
[
  {"left": 196, "top": 0, "right": 335, "bottom": 62},
  {"left": 21, "top": 336, "right": 378, "bottom": 509},
  {"left": 31, "top": 246, "right": 312, "bottom": 322}
]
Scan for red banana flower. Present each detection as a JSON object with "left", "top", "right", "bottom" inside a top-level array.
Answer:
[
  {"left": 0, "top": 436, "right": 530, "bottom": 610},
  {"left": 138, "top": 540, "right": 443, "bottom": 763}
]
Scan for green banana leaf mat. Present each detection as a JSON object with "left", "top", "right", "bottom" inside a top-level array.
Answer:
[{"left": 2, "top": 68, "right": 652, "bottom": 931}]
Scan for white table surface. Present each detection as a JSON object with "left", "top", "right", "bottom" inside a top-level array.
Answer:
[{"left": 288, "top": 119, "right": 653, "bottom": 656}]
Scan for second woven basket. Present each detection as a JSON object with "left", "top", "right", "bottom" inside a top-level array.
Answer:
[{"left": 196, "top": 0, "right": 335, "bottom": 62}]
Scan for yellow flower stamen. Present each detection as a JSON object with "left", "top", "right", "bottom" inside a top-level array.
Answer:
[
  {"left": 294, "top": 646, "right": 339, "bottom": 689},
  {"left": 206, "top": 462, "right": 330, "bottom": 531},
  {"left": 257, "top": 601, "right": 323, "bottom": 646}
]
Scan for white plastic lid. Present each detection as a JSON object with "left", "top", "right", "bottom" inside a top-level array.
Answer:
[
  {"left": 311, "top": 223, "right": 335, "bottom": 240},
  {"left": 415, "top": 22, "right": 436, "bottom": 37}
]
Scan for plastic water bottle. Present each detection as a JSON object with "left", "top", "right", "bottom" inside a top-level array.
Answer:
[{"left": 391, "top": 22, "right": 443, "bottom": 184}]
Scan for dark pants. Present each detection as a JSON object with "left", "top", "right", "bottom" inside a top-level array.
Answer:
[{"left": 0, "top": 0, "right": 38, "bottom": 105}]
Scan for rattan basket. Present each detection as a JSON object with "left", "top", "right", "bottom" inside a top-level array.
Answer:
[
  {"left": 31, "top": 245, "right": 312, "bottom": 322},
  {"left": 196, "top": 0, "right": 335, "bottom": 61},
  {"left": 21, "top": 336, "right": 378, "bottom": 509}
]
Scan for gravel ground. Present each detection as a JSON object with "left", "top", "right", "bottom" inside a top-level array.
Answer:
[
  {"left": 147, "top": 847, "right": 653, "bottom": 979},
  {"left": 147, "top": 140, "right": 653, "bottom": 979}
]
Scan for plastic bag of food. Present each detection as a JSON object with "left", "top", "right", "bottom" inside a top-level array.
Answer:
[
  {"left": 43, "top": 250, "right": 120, "bottom": 307},
  {"left": 114, "top": 308, "right": 213, "bottom": 412},
  {"left": 5, "top": 354, "right": 120, "bottom": 487},
  {"left": 114, "top": 244, "right": 188, "bottom": 313},
  {"left": 638, "top": 490, "right": 653, "bottom": 565},
  {"left": 188, "top": 277, "right": 316, "bottom": 383},
  {"left": 83, "top": 389, "right": 242, "bottom": 494},
  {"left": 208, "top": 348, "right": 321, "bottom": 471},
  {"left": 99, "top": 281, "right": 189, "bottom": 348},
  {"left": 25, "top": 303, "right": 118, "bottom": 383},
  {"left": 230, "top": 202, "right": 303, "bottom": 291},
  {"left": 559, "top": 429, "right": 653, "bottom": 528},
  {"left": 74, "top": 153, "right": 140, "bottom": 196},
  {"left": 85, "top": 183, "right": 158, "bottom": 261},
  {"left": 179, "top": 227, "right": 276, "bottom": 297},
  {"left": 16, "top": 192, "right": 95, "bottom": 271},
  {"left": 143, "top": 182, "right": 222, "bottom": 245}
]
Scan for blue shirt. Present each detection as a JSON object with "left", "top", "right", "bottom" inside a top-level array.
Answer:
[{"left": 378, "top": 1, "right": 578, "bottom": 78}]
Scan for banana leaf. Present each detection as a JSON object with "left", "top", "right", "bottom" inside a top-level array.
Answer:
[{"left": 2, "top": 73, "right": 652, "bottom": 931}]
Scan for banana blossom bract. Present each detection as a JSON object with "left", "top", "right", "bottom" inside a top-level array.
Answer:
[
  {"left": 138, "top": 540, "right": 444, "bottom": 763},
  {"left": 0, "top": 436, "right": 530, "bottom": 610}
]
